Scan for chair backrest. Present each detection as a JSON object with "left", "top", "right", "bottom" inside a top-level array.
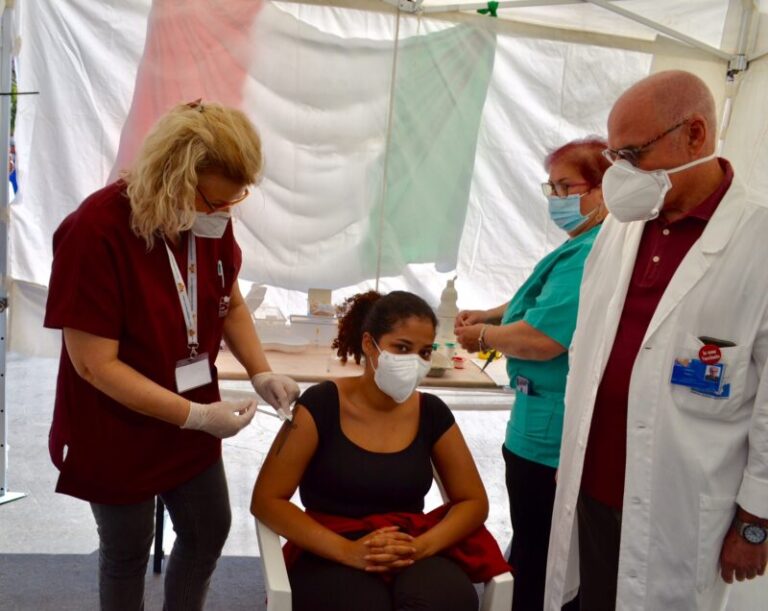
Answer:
[{"left": 431, "top": 460, "right": 449, "bottom": 503}]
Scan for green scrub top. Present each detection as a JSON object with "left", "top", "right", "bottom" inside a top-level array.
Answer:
[{"left": 502, "top": 224, "right": 599, "bottom": 468}]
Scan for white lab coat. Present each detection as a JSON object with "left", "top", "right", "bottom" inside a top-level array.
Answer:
[{"left": 545, "top": 175, "right": 768, "bottom": 611}]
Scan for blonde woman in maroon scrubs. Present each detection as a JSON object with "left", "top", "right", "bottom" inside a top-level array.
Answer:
[{"left": 44, "top": 101, "right": 299, "bottom": 611}]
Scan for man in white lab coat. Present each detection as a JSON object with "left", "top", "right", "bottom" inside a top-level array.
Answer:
[{"left": 545, "top": 70, "right": 768, "bottom": 611}]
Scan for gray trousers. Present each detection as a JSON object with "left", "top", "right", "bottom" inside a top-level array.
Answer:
[{"left": 90, "top": 459, "right": 231, "bottom": 611}]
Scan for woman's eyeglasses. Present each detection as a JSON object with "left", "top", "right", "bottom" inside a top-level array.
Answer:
[
  {"left": 541, "top": 181, "right": 589, "bottom": 198},
  {"left": 196, "top": 186, "right": 250, "bottom": 212}
]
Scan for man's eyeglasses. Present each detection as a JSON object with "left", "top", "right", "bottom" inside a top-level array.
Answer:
[
  {"left": 196, "top": 186, "right": 250, "bottom": 212},
  {"left": 602, "top": 119, "right": 688, "bottom": 166},
  {"left": 541, "top": 181, "right": 589, "bottom": 198}
]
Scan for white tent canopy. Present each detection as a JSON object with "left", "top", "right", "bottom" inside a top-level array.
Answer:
[
  {"left": 2, "top": 2, "right": 768, "bottom": 606},
  {"left": 11, "top": 0, "right": 767, "bottom": 358}
]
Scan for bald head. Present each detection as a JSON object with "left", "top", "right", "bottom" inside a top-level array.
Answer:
[{"left": 609, "top": 70, "right": 717, "bottom": 153}]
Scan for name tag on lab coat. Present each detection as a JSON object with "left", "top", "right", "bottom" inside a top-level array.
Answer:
[
  {"left": 175, "top": 353, "right": 212, "bottom": 393},
  {"left": 670, "top": 359, "right": 730, "bottom": 398}
]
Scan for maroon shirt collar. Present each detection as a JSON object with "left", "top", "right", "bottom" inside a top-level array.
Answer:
[{"left": 668, "top": 158, "right": 733, "bottom": 223}]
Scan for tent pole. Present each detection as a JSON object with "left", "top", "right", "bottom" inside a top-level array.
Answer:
[
  {"left": 719, "top": 0, "right": 757, "bottom": 151},
  {"left": 374, "top": 7, "right": 403, "bottom": 292},
  {"left": 585, "top": 0, "right": 732, "bottom": 61},
  {"left": 0, "top": 0, "right": 23, "bottom": 506}
]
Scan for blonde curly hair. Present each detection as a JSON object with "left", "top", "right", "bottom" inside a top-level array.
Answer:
[{"left": 124, "top": 101, "right": 263, "bottom": 248}]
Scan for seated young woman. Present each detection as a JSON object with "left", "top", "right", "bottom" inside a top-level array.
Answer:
[{"left": 251, "top": 290, "right": 509, "bottom": 611}]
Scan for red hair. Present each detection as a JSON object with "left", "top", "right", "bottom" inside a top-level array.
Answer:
[{"left": 544, "top": 137, "right": 610, "bottom": 188}]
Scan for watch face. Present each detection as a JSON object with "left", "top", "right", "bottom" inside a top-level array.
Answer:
[{"left": 743, "top": 525, "right": 768, "bottom": 545}]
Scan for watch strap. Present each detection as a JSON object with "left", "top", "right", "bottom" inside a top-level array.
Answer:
[{"left": 733, "top": 517, "right": 768, "bottom": 544}]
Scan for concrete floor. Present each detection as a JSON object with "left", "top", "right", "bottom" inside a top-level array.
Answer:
[{"left": 1, "top": 353, "right": 765, "bottom": 610}]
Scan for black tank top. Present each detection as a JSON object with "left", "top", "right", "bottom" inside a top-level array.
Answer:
[{"left": 298, "top": 381, "right": 455, "bottom": 518}]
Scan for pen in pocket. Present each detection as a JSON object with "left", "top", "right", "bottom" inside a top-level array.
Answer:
[{"left": 217, "top": 260, "right": 224, "bottom": 289}]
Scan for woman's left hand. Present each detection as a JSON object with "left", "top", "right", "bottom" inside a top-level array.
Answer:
[
  {"left": 363, "top": 528, "right": 418, "bottom": 572},
  {"left": 454, "top": 323, "right": 483, "bottom": 352},
  {"left": 251, "top": 372, "right": 300, "bottom": 415}
]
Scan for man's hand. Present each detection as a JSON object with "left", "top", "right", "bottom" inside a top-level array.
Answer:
[{"left": 719, "top": 525, "right": 768, "bottom": 583}]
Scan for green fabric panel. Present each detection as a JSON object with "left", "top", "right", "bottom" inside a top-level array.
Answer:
[{"left": 364, "top": 24, "right": 496, "bottom": 275}]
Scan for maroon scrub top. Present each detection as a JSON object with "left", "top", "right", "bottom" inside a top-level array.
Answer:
[{"left": 44, "top": 181, "right": 242, "bottom": 504}]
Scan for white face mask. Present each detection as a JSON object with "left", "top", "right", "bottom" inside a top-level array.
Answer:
[
  {"left": 372, "top": 340, "right": 432, "bottom": 404},
  {"left": 191, "top": 211, "right": 231, "bottom": 238},
  {"left": 602, "top": 153, "right": 717, "bottom": 222}
]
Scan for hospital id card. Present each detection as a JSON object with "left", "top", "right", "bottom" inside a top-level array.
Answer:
[
  {"left": 175, "top": 353, "right": 213, "bottom": 393},
  {"left": 670, "top": 358, "right": 724, "bottom": 394},
  {"left": 692, "top": 383, "right": 731, "bottom": 399}
]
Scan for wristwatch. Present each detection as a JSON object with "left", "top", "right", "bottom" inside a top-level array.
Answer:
[{"left": 733, "top": 517, "right": 768, "bottom": 545}]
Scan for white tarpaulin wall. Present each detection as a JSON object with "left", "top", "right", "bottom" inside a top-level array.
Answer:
[
  {"left": 9, "top": 0, "right": 768, "bottom": 357},
  {"left": 6, "top": 1, "right": 768, "bottom": 605}
]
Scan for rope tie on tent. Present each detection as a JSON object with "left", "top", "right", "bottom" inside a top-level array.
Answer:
[{"left": 477, "top": 2, "right": 498, "bottom": 18}]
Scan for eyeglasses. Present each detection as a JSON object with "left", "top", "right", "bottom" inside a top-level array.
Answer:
[
  {"left": 196, "top": 186, "right": 250, "bottom": 212},
  {"left": 541, "top": 181, "right": 590, "bottom": 198},
  {"left": 602, "top": 119, "right": 688, "bottom": 166}
]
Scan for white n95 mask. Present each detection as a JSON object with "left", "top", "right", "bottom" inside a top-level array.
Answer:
[
  {"left": 191, "top": 211, "right": 231, "bottom": 238},
  {"left": 602, "top": 153, "right": 716, "bottom": 223},
  {"left": 372, "top": 341, "right": 431, "bottom": 404}
]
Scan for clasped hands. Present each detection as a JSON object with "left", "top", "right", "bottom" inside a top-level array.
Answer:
[
  {"left": 454, "top": 310, "right": 487, "bottom": 353},
  {"left": 348, "top": 526, "right": 423, "bottom": 573}
]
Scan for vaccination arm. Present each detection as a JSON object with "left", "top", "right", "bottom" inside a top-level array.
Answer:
[{"left": 251, "top": 405, "right": 416, "bottom": 572}]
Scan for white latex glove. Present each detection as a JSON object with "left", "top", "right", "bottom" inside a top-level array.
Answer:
[
  {"left": 251, "top": 372, "right": 300, "bottom": 420},
  {"left": 181, "top": 399, "right": 257, "bottom": 438}
]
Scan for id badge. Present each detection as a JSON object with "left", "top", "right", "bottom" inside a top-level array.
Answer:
[
  {"left": 692, "top": 383, "right": 732, "bottom": 399},
  {"left": 515, "top": 375, "right": 531, "bottom": 395},
  {"left": 670, "top": 358, "right": 724, "bottom": 394},
  {"left": 218, "top": 296, "right": 230, "bottom": 318},
  {"left": 175, "top": 352, "right": 212, "bottom": 393}
]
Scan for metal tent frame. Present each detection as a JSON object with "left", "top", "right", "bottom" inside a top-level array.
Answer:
[{"left": 0, "top": 0, "right": 23, "bottom": 506}]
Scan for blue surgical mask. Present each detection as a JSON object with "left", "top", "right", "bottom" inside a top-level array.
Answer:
[{"left": 547, "top": 194, "right": 593, "bottom": 233}]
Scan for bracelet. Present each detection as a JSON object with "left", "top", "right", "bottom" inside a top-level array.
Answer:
[{"left": 478, "top": 324, "right": 489, "bottom": 352}]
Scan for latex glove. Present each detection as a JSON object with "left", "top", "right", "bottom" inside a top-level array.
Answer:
[
  {"left": 181, "top": 399, "right": 257, "bottom": 438},
  {"left": 251, "top": 372, "right": 300, "bottom": 420}
]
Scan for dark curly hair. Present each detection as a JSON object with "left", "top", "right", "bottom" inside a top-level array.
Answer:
[{"left": 333, "top": 290, "right": 437, "bottom": 364}]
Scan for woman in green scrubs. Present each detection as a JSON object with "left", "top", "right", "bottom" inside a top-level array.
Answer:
[{"left": 454, "top": 138, "right": 610, "bottom": 611}]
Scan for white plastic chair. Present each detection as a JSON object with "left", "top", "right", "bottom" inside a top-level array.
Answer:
[{"left": 255, "top": 464, "right": 514, "bottom": 611}]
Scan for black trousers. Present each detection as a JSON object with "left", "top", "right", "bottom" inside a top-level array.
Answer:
[
  {"left": 288, "top": 550, "right": 478, "bottom": 611},
  {"left": 576, "top": 491, "right": 622, "bottom": 611},
  {"left": 503, "top": 446, "right": 579, "bottom": 611}
]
